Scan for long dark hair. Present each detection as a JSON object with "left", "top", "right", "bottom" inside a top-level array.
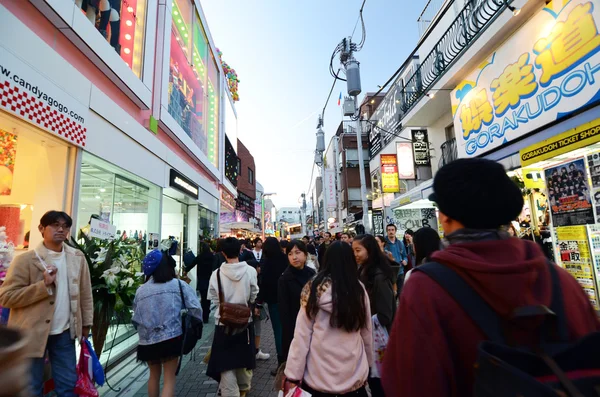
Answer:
[
  {"left": 413, "top": 227, "right": 441, "bottom": 265},
  {"left": 354, "top": 234, "right": 395, "bottom": 288},
  {"left": 306, "top": 242, "right": 367, "bottom": 332},
  {"left": 263, "top": 237, "right": 285, "bottom": 260}
]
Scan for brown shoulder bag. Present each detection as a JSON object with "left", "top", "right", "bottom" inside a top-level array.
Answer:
[{"left": 217, "top": 269, "right": 251, "bottom": 329}]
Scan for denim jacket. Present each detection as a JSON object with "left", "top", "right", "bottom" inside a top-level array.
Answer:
[{"left": 132, "top": 278, "right": 202, "bottom": 345}]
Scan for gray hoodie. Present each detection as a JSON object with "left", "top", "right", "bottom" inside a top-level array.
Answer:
[{"left": 207, "top": 261, "right": 259, "bottom": 324}]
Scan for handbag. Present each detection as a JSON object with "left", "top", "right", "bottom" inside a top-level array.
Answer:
[
  {"left": 74, "top": 341, "right": 99, "bottom": 397},
  {"left": 217, "top": 269, "right": 251, "bottom": 329},
  {"left": 183, "top": 250, "right": 196, "bottom": 268},
  {"left": 178, "top": 280, "right": 203, "bottom": 355}
]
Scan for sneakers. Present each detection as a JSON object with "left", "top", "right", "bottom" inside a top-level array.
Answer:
[{"left": 256, "top": 350, "right": 270, "bottom": 360}]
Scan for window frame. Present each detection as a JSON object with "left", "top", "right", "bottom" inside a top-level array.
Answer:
[{"left": 248, "top": 168, "right": 254, "bottom": 185}]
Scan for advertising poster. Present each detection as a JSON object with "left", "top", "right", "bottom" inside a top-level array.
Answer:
[
  {"left": 556, "top": 226, "right": 599, "bottom": 310},
  {"left": 0, "top": 129, "right": 17, "bottom": 196},
  {"left": 587, "top": 151, "right": 600, "bottom": 223},
  {"left": 391, "top": 208, "right": 438, "bottom": 237},
  {"left": 381, "top": 154, "right": 400, "bottom": 193},
  {"left": 372, "top": 210, "right": 385, "bottom": 236},
  {"left": 396, "top": 142, "right": 416, "bottom": 179},
  {"left": 412, "top": 130, "right": 430, "bottom": 166},
  {"left": 545, "top": 158, "right": 594, "bottom": 226}
]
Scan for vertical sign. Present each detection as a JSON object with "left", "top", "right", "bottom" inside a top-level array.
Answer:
[
  {"left": 372, "top": 209, "right": 384, "bottom": 236},
  {"left": 396, "top": 142, "right": 416, "bottom": 179},
  {"left": 412, "top": 130, "right": 430, "bottom": 166},
  {"left": 381, "top": 154, "right": 399, "bottom": 193},
  {"left": 325, "top": 169, "right": 337, "bottom": 211}
]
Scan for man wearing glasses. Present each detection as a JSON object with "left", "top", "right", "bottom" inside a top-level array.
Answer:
[{"left": 0, "top": 211, "right": 93, "bottom": 397}]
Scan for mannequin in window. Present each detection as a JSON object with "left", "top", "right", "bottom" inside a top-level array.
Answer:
[{"left": 97, "top": 0, "right": 121, "bottom": 54}]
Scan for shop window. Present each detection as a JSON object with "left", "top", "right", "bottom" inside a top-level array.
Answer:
[
  {"left": 167, "top": 2, "right": 219, "bottom": 168},
  {"left": 248, "top": 168, "right": 254, "bottom": 185},
  {"left": 0, "top": 115, "right": 76, "bottom": 253},
  {"left": 237, "top": 159, "right": 242, "bottom": 176},
  {"left": 199, "top": 206, "right": 217, "bottom": 240},
  {"left": 73, "top": 0, "right": 147, "bottom": 78}
]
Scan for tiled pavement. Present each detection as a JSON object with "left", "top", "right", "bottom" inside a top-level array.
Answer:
[{"left": 113, "top": 316, "right": 280, "bottom": 397}]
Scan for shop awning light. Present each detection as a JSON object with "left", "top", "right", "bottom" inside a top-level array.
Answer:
[
  {"left": 126, "top": 20, "right": 133, "bottom": 26},
  {"left": 127, "top": 6, "right": 134, "bottom": 12}
]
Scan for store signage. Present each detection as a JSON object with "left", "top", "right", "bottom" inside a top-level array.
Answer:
[
  {"left": 325, "top": 169, "right": 337, "bottom": 211},
  {"left": 236, "top": 192, "right": 255, "bottom": 217},
  {"left": 519, "top": 118, "right": 600, "bottom": 167},
  {"left": 451, "top": 0, "right": 600, "bottom": 159},
  {"left": 396, "top": 142, "right": 416, "bottom": 179},
  {"left": 0, "top": 47, "right": 88, "bottom": 147},
  {"left": 412, "top": 130, "right": 430, "bottom": 166},
  {"left": 169, "top": 169, "right": 199, "bottom": 199},
  {"left": 369, "top": 130, "right": 382, "bottom": 159},
  {"left": 398, "top": 190, "right": 423, "bottom": 207},
  {"left": 392, "top": 208, "right": 438, "bottom": 236},
  {"left": 381, "top": 154, "right": 400, "bottom": 193},
  {"left": 221, "top": 190, "right": 236, "bottom": 211},
  {"left": 372, "top": 209, "right": 385, "bottom": 236},
  {"left": 90, "top": 219, "right": 116, "bottom": 240},
  {"left": 371, "top": 83, "right": 402, "bottom": 157}
]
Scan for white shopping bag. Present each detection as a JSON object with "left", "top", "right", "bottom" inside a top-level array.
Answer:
[
  {"left": 277, "top": 386, "right": 312, "bottom": 397},
  {"left": 371, "top": 314, "right": 390, "bottom": 378}
]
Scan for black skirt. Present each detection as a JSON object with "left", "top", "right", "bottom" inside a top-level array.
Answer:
[
  {"left": 137, "top": 336, "right": 182, "bottom": 365},
  {"left": 206, "top": 324, "right": 256, "bottom": 382}
]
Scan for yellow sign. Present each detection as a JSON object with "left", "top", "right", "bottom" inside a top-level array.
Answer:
[
  {"left": 556, "top": 226, "right": 600, "bottom": 310},
  {"left": 519, "top": 118, "right": 600, "bottom": 167},
  {"left": 381, "top": 154, "right": 400, "bottom": 193}
]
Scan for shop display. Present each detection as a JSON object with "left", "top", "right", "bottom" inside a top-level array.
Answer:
[
  {"left": 556, "top": 226, "right": 599, "bottom": 310},
  {"left": 587, "top": 151, "right": 600, "bottom": 223},
  {"left": 216, "top": 48, "right": 239, "bottom": 101},
  {"left": 0, "top": 129, "right": 17, "bottom": 196},
  {"left": 545, "top": 158, "right": 594, "bottom": 227}
]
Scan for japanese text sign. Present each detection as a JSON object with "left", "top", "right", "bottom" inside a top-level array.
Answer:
[
  {"left": 381, "top": 154, "right": 400, "bottom": 193},
  {"left": 451, "top": 0, "right": 600, "bottom": 158},
  {"left": 90, "top": 219, "right": 116, "bottom": 240}
]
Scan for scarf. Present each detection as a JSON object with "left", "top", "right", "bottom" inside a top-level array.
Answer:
[{"left": 443, "top": 228, "right": 510, "bottom": 247}]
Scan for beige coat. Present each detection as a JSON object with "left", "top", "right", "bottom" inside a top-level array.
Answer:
[{"left": 0, "top": 243, "right": 93, "bottom": 358}]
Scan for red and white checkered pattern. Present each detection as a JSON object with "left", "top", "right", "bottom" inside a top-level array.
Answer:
[{"left": 0, "top": 80, "right": 86, "bottom": 147}]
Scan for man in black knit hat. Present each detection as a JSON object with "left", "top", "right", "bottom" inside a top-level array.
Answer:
[{"left": 382, "top": 158, "right": 600, "bottom": 397}]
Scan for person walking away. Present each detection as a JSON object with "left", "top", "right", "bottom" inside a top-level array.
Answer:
[
  {"left": 384, "top": 225, "right": 408, "bottom": 296},
  {"left": 0, "top": 211, "right": 93, "bottom": 397},
  {"left": 353, "top": 235, "right": 396, "bottom": 397},
  {"left": 252, "top": 238, "right": 263, "bottom": 262},
  {"left": 280, "top": 239, "right": 289, "bottom": 254},
  {"left": 283, "top": 242, "right": 372, "bottom": 397},
  {"left": 207, "top": 237, "right": 258, "bottom": 397},
  {"left": 213, "top": 239, "right": 226, "bottom": 271},
  {"left": 185, "top": 241, "right": 213, "bottom": 323},
  {"left": 278, "top": 240, "right": 316, "bottom": 363},
  {"left": 403, "top": 229, "right": 415, "bottom": 272},
  {"left": 133, "top": 250, "right": 202, "bottom": 397},
  {"left": 382, "top": 158, "right": 600, "bottom": 397},
  {"left": 257, "top": 237, "right": 288, "bottom": 374},
  {"left": 403, "top": 228, "right": 441, "bottom": 284},
  {"left": 318, "top": 232, "right": 332, "bottom": 268},
  {"left": 239, "top": 239, "right": 258, "bottom": 269}
]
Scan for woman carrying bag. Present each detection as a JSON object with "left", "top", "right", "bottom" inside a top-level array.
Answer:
[
  {"left": 132, "top": 250, "right": 202, "bottom": 397},
  {"left": 283, "top": 241, "right": 373, "bottom": 397}
]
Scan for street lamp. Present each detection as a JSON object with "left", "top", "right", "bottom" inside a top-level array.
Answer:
[{"left": 262, "top": 192, "right": 277, "bottom": 240}]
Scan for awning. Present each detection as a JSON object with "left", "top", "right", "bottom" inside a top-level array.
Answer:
[{"left": 389, "top": 179, "right": 434, "bottom": 210}]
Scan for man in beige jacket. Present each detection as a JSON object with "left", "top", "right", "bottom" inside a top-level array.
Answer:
[{"left": 0, "top": 211, "right": 93, "bottom": 397}]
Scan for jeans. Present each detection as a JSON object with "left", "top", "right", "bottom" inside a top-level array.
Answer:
[
  {"left": 30, "top": 330, "right": 77, "bottom": 397},
  {"left": 396, "top": 273, "right": 405, "bottom": 297},
  {"left": 267, "top": 303, "right": 283, "bottom": 363},
  {"left": 368, "top": 376, "right": 385, "bottom": 397}
]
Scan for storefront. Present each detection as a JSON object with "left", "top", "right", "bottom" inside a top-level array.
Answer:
[
  {"left": 449, "top": 0, "right": 600, "bottom": 310},
  {"left": 388, "top": 180, "right": 439, "bottom": 238}
]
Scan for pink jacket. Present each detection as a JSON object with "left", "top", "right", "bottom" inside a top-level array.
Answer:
[{"left": 284, "top": 279, "right": 373, "bottom": 394}]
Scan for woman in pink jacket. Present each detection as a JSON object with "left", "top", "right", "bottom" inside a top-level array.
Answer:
[{"left": 283, "top": 241, "right": 373, "bottom": 397}]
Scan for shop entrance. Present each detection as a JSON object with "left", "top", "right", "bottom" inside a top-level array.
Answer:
[{"left": 0, "top": 112, "right": 76, "bottom": 253}]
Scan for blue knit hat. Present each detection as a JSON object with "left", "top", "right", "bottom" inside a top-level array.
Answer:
[{"left": 143, "top": 249, "right": 163, "bottom": 276}]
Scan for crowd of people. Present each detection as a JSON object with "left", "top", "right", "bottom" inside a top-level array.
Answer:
[{"left": 1, "top": 158, "right": 600, "bottom": 397}]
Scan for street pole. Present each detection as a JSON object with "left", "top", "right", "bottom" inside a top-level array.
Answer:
[
  {"left": 261, "top": 194, "right": 265, "bottom": 241},
  {"left": 355, "top": 105, "right": 371, "bottom": 234},
  {"left": 332, "top": 135, "right": 344, "bottom": 231}
]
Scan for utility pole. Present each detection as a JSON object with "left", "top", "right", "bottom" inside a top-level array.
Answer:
[
  {"left": 332, "top": 135, "right": 344, "bottom": 231},
  {"left": 301, "top": 193, "right": 307, "bottom": 236},
  {"left": 340, "top": 37, "right": 370, "bottom": 234},
  {"left": 315, "top": 115, "right": 326, "bottom": 233}
]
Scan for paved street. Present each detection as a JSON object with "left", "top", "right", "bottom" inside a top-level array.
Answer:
[{"left": 130, "top": 317, "right": 280, "bottom": 397}]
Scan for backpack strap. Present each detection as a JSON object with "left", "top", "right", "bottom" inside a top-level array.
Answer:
[
  {"left": 416, "top": 262, "right": 506, "bottom": 344},
  {"left": 217, "top": 269, "right": 225, "bottom": 304},
  {"left": 545, "top": 261, "right": 569, "bottom": 343}
]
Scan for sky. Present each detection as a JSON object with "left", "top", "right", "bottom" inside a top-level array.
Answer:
[{"left": 200, "top": 0, "right": 423, "bottom": 207}]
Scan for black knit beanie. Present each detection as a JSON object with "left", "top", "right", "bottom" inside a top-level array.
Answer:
[{"left": 429, "top": 158, "right": 524, "bottom": 229}]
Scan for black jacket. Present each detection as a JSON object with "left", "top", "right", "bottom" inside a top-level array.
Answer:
[
  {"left": 257, "top": 253, "right": 288, "bottom": 304},
  {"left": 364, "top": 267, "right": 396, "bottom": 330},
  {"left": 185, "top": 250, "right": 214, "bottom": 290},
  {"left": 278, "top": 265, "right": 315, "bottom": 361},
  {"left": 213, "top": 252, "right": 226, "bottom": 271},
  {"left": 239, "top": 249, "right": 258, "bottom": 269},
  {"left": 318, "top": 242, "right": 330, "bottom": 268}
]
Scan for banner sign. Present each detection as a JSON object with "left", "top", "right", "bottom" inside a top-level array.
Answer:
[
  {"left": 0, "top": 47, "right": 88, "bottom": 147},
  {"left": 381, "top": 154, "right": 400, "bottom": 193},
  {"left": 545, "top": 158, "right": 594, "bottom": 226},
  {"left": 451, "top": 0, "right": 600, "bottom": 159},
  {"left": 372, "top": 209, "right": 385, "bottom": 236},
  {"left": 90, "top": 219, "right": 116, "bottom": 240},
  {"left": 325, "top": 169, "right": 337, "bottom": 211},
  {"left": 397, "top": 142, "right": 416, "bottom": 179},
  {"left": 556, "top": 226, "right": 599, "bottom": 310},
  {"left": 221, "top": 189, "right": 236, "bottom": 211},
  {"left": 391, "top": 208, "right": 438, "bottom": 237},
  {"left": 412, "top": 130, "right": 430, "bottom": 166}
]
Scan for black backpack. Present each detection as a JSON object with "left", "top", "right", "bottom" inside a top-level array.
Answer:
[{"left": 417, "top": 261, "right": 600, "bottom": 397}]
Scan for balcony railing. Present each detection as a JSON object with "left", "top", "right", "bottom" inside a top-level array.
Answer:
[
  {"left": 418, "top": 0, "right": 445, "bottom": 37},
  {"left": 399, "top": 0, "right": 509, "bottom": 120},
  {"left": 439, "top": 137, "right": 458, "bottom": 168}
]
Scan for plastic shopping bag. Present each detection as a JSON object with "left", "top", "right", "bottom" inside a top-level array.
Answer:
[
  {"left": 83, "top": 338, "right": 105, "bottom": 386},
  {"left": 371, "top": 314, "right": 389, "bottom": 378},
  {"left": 74, "top": 341, "right": 99, "bottom": 397},
  {"left": 277, "top": 386, "right": 312, "bottom": 397}
]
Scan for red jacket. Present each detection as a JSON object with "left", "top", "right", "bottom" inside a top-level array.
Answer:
[{"left": 381, "top": 238, "right": 600, "bottom": 397}]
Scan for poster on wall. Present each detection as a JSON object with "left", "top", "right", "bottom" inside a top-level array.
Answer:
[
  {"left": 396, "top": 142, "right": 416, "bottom": 179},
  {"left": 148, "top": 233, "right": 159, "bottom": 250},
  {"left": 412, "top": 130, "right": 430, "bottom": 166},
  {"left": 0, "top": 129, "right": 17, "bottom": 196},
  {"left": 556, "top": 226, "right": 599, "bottom": 310},
  {"left": 451, "top": 0, "right": 600, "bottom": 159},
  {"left": 372, "top": 210, "right": 385, "bottom": 236},
  {"left": 391, "top": 208, "right": 438, "bottom": 236},
  {"left": 381, "top": 154, "right": 400, "bottom": 193},
  {"left": 545, "top": 158, "right": 594, "bottom": 226},
  {"left": 587, "top": 152, "right": 600, "bottom": 223}
]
